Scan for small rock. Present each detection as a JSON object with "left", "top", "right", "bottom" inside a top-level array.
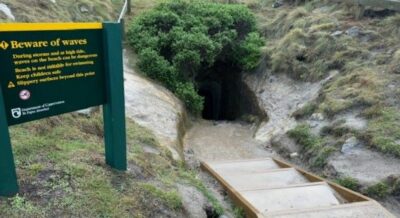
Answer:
[
  {"left": 331, "top": 30, "right": 343, "bottom": 37},
  {"left": 50, "top": 0, "right": 56, "bottom": 3},
  {"left": 311, "top": 113, "right": 325, "bottom": 121},
  {"left": 177, "top": 185, "right": 208, "bottom": 218},
  {"left": 341, "top": 136, "right": 361, "bottom": 154},
  {"left": 79, "top": 4, "right": 90, "bottom": 13},
  {"left": 313, "top": 6, "right": 331, "bottom": 13},
  {"left": 143, "top": 146, "right": 161, "bottom": 155},
  {"left": 272, "top": 0, "right": 284, "bottom": 8},
  {"left": 290, "top": 152, "right": 299, "bottom": 158},
  {"left": 346, "top": 26, "right": 361, "bottom": 37},
  {"left": 0, "top": 3, "right": 15, "bottom": 20},
  {"left": 309, "top": 122, "right": 319, "bottom": 128},
  {"left": 76, "top": 107, "right": 98, "bottom": 117},
  {"left": 271, "top": 134, "right": 300, "bottom": 155}
]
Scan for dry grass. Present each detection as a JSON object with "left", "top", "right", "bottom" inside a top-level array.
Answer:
[
  {"left": 0, "top": 112, "right": 223, "bottom": 217},
  {"left": 244, "top": 0, "right": 400, "bottom": 159},
  {"left": 319, "top": 69, "right": 383, "bottom": 117},
  {"left": 0, "top": 0, "right": 124, "bottom": 22}
]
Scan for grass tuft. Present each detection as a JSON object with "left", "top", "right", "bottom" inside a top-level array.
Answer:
[
  {"left": 288, "top": 124, "right": 336, "bottom": 168},
  {"left": 365, "top": 182, "right": 390, "bottom": 199},
  {"left": 335, "top": 177, "right": 360, "bottom": 191}
]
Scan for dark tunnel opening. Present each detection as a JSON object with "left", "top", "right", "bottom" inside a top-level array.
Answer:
[{"left": 196, "top": 61, "right": 255, "bottom": 121}]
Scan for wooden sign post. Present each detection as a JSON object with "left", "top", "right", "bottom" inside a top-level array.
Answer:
[{"left": 0, "top": 22, "right": 127, "bottom": 196}]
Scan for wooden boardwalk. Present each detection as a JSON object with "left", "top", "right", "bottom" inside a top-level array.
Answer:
[{"left": 201, "top": 158, "right": 394, "bottom": 218}]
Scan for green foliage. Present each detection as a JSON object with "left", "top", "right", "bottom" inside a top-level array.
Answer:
[
  {"left": 292, "top": 102, "right": 317, "bottom": 119},
  {"left": 311, "top": 146, "right": 336, "bottom": 168},
  {"left": 363, "top": 107, "right": 400, "bottom": 157},
  {"left": 319, "top": 69, "right": 382, "bottom": 117},
  {"left": 233, "top": 206, "right": 245, "bottom": 218},
  {"left": 288, "top": 124, "right": 336, "bottom": 168},
  {"left": 335, "top": 177, "right": 360, "bottom": 191},
  {"left": 0, "top": 113, "right": 225, "bottom": 217},
  {"left": 140, "top": 183, "right": 183, "bottom": 210},
  {"left": 366, "top": 182, "right": 390, "bottom": 199},
  {"left": 288, "top": 124, "right": 321, "bottom": 150},
  {"left": 128, "top": 0, "right": 264, "bottom": 114},
  {"left": 320, "top": 120, "right": 352, "bottom": 138}
]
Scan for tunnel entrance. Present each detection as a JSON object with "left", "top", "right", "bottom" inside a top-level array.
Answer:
[{"left": 196, "top": 61, "right": 262, "bottom": 121}]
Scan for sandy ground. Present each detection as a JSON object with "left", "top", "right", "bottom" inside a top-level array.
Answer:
[{"left": 184, "top": 120, "right": 275, "bottom": 162}]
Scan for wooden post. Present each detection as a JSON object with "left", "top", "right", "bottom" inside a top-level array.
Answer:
[{"left": 127, "top": 0, "right": 131, "bottom": 14}]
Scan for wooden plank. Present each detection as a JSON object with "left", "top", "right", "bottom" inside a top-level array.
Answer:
[
  {"left": 201, "top": 161, "right": 263, "bottom": 218},
  {"left": 202, "top": 158, "right": 394, "bottom": 218},
  {"left": 262, "top": 201, "right": 395, "bottom": 218},
  {"left": 273, "top": 158, "right": 371, "bottom": 203},
  {"left": 222, "top": 168, "right": 309, "bottom": 191},
  {"left": 241, "top": 183, "right": 342, "bottom": 214},
  {"left": 207, "top": 159, "right": 281, "bottom": 176}
]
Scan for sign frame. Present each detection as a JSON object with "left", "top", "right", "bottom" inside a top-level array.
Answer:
[{"left": 0, "top": 22, "right": 127, "bottom": 197}]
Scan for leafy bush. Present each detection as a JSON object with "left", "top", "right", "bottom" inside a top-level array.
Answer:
[
  {"left": 128, "top": 0, "right": 264, "bottom": 114},
  {"left": 365, "top": 182, "right": 390, "bottom": 199}
]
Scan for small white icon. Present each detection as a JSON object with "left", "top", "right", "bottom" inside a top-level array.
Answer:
[
  {"left": 19, "top": 89, "right": 31, "bottom": 100},
  {"left": 11, "top": 108, "right": 21, "bottom": 119}
]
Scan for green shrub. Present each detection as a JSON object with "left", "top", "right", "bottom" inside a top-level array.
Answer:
[
  {"left": 365, "top": 182, "right": 390, "bottom": 199},
  {"left": 128, "top": 0, "right": 264, "bottom": 114}
]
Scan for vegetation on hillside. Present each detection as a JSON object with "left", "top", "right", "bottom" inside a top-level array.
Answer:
[
  {"left": 248, "top": 0, "right": 400, "bottom": 159},
  {"left": 0, "top": 113, "right": 223, "bottom": 217},
  {"left": 127, "top": 0, "right": 264, "bottom": 114},
  {"left": 288, "top": 124, "right": 336, "bottom": 169},
  {"left": 0, "top": 0, "right": 124, "bottom": 22}
]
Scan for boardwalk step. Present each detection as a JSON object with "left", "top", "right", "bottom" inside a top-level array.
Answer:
[
  {"left": 201, "top": 158, "right": 394, "bottom": 218},
  {"left": 263, "top": 201, "right": 393, "bottom": 218},
  {"left": 222, "top": 168, "right": 309, "bottom": 191},
  {"left": 206, "top": 158, "right": 281, "bottom": 176},
  {"left": 241, "top": 182, "right": 342, "bottom": 214}
]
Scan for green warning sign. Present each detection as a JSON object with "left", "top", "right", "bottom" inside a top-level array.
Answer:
[
  {"left": 0, "top": 23, "right": 127, "bottom": 197},
  {"left": 0, "top": 23, "right": 105, "bottom": 125}
]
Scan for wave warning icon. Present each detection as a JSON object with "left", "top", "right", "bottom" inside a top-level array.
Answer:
[{"left": 0, "top": 41, "right": 9, "bottom": 50}]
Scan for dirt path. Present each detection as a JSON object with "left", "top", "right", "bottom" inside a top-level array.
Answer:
[{"left": 184, "top": 120, "right": 275, "bottom": 162}]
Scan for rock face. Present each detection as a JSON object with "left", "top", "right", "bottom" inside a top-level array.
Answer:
[
  {"left": 177, "top": 184, "right": 208, "bottom": 218},
  {"left": 123, "top": 49, "right": 186, "bottom": 160},
  {"left": 328, "top": 145, "right": 400, "bottom": 186},
  {"left": 341, "top": 137, "right": 362, "bottom": 154},
  {"left": 243, "top": 70, "right": 337, "bottom": 144},
  {"left": 0, "top": 3, "right": 15, "bottom": 20}
]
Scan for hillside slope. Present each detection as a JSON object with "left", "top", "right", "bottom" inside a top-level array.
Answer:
[
  {"left": 0, "top": 1, "right": 227, "bottom": 217},
  {"left": 238, "top": 0, "right": 400, "bottom": 214},
  {"left": 0, "top": 0, "right": 123, "bottom": 22}
]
